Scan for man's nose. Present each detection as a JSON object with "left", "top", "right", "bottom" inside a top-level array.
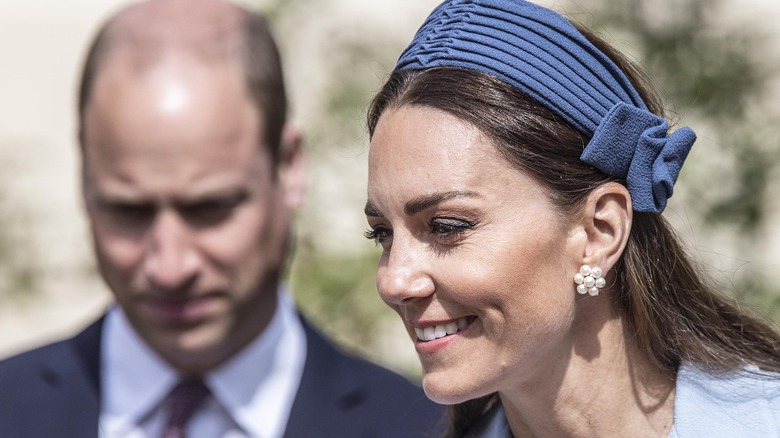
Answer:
[
  {"left": 143, "top": 209, "right": 200, "bottom": 291},
  {"left": 376, "top": 241, "right": 434, "bottom": 306}
]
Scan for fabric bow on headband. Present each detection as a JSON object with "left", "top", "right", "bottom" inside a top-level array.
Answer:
[{"left": 395, "top": 0, "right": 696, "bottom": 213}]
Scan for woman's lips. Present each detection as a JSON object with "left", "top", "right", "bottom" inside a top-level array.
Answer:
[{"left": 414, "top": 316, "right": 474, "bottom": 341}]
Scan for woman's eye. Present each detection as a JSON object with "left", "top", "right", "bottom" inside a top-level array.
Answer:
[
  {"left": 364, "top": 226, "right": 392, "bottom": 245},
  {"left": 430, "top": 218, "right": 475, "bottom": 238}
]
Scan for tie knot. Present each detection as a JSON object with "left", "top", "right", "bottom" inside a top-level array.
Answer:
[{"left": 162, "top": 379, "right": 210, "bottom": 438}]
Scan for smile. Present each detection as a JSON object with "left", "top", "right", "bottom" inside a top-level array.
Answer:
[{"left": 415, "top": 317, "right": 473, "bottom": 342}]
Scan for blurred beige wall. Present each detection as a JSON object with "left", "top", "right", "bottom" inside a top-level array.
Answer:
[
  {"left": 0, "top": 0, "right": 128, "bottom": 358},
  {"left": 1, "top": 0, "right": 778, "bottom": 364}
]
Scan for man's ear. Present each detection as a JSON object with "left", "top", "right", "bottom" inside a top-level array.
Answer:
[
  {"left": 578, "top": 182, "right": 632, "bottom": 272},
  {"left": 277, "top": 122, "right": 306, "bottom": 209}
]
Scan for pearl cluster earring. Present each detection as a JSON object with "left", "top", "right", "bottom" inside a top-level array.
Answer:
[{"left": 574, "top": 264, "right": 606, "bottom": 296}]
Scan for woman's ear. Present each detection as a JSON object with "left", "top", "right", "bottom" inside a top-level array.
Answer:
[
  {"left": 277, "top": 122, "right": 307, "bottom": 209},
  {"left": 579, "top": 182, "right": 632, "bottom": 272}
]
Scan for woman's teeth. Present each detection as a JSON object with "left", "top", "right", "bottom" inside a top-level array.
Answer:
[{"left": 415, "top": 317, "right": 471, "bottom": 341}]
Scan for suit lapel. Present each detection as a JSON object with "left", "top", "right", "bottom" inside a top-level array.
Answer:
[
  {"left": 283, "top": 317, "right": 368, "bottom": 438},
  {"left": 72, "top": 317, "right": 103, "bottom": 399},
  {"left": 34, "top": 317, "right": 104, "bottom": 438}
]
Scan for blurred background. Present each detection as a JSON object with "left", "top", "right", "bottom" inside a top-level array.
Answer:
[{"left": 1, "top": 0, "right": 779, "bottom": 377}]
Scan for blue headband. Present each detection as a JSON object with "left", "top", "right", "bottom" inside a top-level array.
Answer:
[{"left": 395, "top": 0, "right": 696, "bottom": 213}]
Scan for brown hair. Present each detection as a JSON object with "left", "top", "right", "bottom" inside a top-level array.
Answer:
[
  {"left": 77, "top": 6, "right": 287, "bottom": 162},
  {"left": 368, "top": 25, "right": 780, "bottom": 438}
]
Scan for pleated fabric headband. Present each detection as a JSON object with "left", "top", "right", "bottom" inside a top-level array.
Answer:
[{"left": 395, "top": 0, "right": 696, "bottom": 213}]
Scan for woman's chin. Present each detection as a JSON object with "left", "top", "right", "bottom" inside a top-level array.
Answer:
[{"left": 422, "top": 373, "right": 490, "bottom": 405}]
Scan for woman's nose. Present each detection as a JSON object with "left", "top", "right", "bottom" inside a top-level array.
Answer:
[{"left": 376, "top": 245, "right": 434, "bottom": 306}]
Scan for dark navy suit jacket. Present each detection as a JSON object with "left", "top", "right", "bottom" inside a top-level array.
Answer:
[{"left": 0, "top": 316, "right": 444, "bottom": 437}]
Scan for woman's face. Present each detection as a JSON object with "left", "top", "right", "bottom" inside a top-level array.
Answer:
[{"left": 365, "top": 105, "right": 584, "bottom": 404}]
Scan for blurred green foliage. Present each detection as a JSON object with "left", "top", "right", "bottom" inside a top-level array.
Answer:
[
  {"left": 275, "top": 4, "right": 418, "bottom": 371},
  {"left": 287, "top": 245, "right": 386, "bottom": 359}
]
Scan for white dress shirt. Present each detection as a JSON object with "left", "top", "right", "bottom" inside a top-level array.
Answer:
[{"left": 99, "top": 288, "right": 307, "bottom": 438}]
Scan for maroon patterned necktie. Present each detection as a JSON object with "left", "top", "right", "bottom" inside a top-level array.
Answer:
[{"left": 161, "top": 379, "right": 211, "bottom": 438}]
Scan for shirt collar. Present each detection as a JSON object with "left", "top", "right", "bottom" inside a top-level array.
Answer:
[
  {"left": 207, "top": 288, "right": 306, "bottom": 437},
  {"left": 101, "top": 305, "right": 178, "bottom": 435}
]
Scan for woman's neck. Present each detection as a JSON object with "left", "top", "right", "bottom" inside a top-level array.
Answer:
[{"left": 499, "top": 307, "right": 676, "bottom": 438}]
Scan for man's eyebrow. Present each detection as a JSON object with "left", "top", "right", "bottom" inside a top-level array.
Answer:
[
  {"left": 88, "top": 189, "right": 148, "bottom": 205},
  {"left": 175, "top": 188, "right": 249, "bottom": 206},
  {"left": 404, "top": 190, "right": 480, "bottom": 215}
]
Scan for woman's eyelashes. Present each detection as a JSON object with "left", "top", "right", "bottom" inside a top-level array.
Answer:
[
  {"left": 364, "top": 217, "right": 478, "bottom": 248},
  {"left": 429, "top": 218, "right": 475, "bottom": 241},
  {"left": 364, "top": 225, "right": 392, "bottom": 246}
]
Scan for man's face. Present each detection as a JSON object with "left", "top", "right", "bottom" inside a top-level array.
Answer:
[{"left": 81, "top": 54, "right": 304, "bottom": 374}]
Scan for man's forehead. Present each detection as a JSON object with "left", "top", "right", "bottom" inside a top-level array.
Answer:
[
  {"left": 103, "top": 0, "right": 244, "bottom": 64},
  {"left": 111, "top": 0, "right": 243, "bottom": 36}
]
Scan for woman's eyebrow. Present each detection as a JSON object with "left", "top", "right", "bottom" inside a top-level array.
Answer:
[
  {"left": 404, "top": 190, "right": 480, "bottom": 215},
  {"left": 364, "top": 201, "right": 383, "bottom": 217},
  {"left": 364, "top": 190, "right": 481, "bottom": 218}
]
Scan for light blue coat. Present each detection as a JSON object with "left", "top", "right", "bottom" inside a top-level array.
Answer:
[
  {"left": 669, "top": 363, "right": 780, "bottom": 437},
  {"left": 469, "top": 363, "right": 780, "bottom": 437}
]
